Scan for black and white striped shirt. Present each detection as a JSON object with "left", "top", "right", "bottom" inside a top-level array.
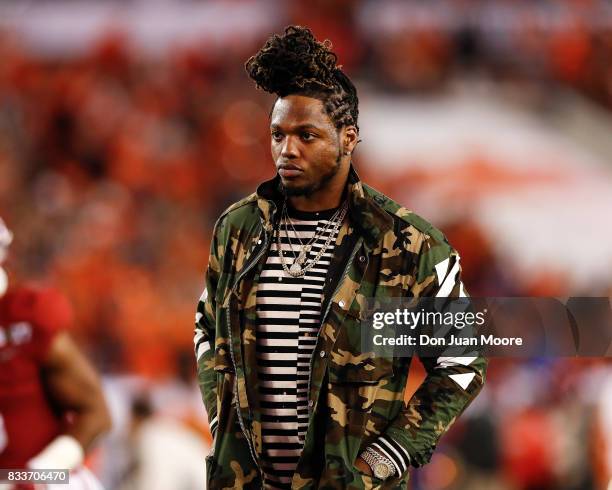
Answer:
[
  {"left": 255, "top": 206, "right": 411, "bottom": 488},
  {"left": 256, "top": 206, "right": 340, "bottom": 489}
]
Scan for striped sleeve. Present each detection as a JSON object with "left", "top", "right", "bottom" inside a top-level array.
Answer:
[
  {"left": 194, "top": 288, "right": 212, "bottom": 361},
  {"left": 194, "top": 219, "right": 224, "bottom": 441},
  {"left": 194, "top": 285, "right": 218, "bottom": 438}
]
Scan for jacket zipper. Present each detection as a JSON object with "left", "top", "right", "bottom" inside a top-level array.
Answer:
[
  {"left": 306, "top": 237, "right": 364, "bottom": 418},
  {"left": 226, "top": 217, "right": 273, "bottom": 486}
]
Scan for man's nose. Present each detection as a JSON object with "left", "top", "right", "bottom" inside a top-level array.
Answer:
[{"left": 281, "top": 136, "right": 299, "bottom": 159}]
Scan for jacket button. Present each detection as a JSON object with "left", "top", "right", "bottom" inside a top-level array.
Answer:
[
  {"left": 339, "top": 300, "right": 345, "bottom": 308},
  {"left": 319, "top": 351, "right": 325, "bottom": 358},
  {"left": 359, "top": 255, "right": 366, "bottom": 263}
]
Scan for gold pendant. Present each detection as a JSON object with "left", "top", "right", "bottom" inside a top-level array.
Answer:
[
  {"left": 296, "top": 245, "right": 311, "bottom": 265},
  {"left": 296, "top": 250, "right": 306, "bottom": 265},
  {"left": 289, "top": 262, "right": 302, "bottom": 275}
]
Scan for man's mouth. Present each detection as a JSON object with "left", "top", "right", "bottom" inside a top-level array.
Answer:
[{"left": 278, "top": 163, "right": 303, "bottom": 178}]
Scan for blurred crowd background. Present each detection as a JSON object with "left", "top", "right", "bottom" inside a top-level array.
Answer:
[{"left": 1, "top": 0, "right": 612, "bottom": 489}]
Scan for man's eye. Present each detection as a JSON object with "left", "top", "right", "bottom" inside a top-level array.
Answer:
[
  {"left": 301, "top": 132, "right": 314, "bottom": 141},
  {"left": 271, "top": 132, "right": 284, "bottom": 142}
]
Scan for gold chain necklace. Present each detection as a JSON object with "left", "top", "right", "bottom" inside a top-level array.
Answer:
[
  {"left": 277, "top": 202, "right": 348, "bottom": 278},
  {"left": 282, "top": 203, "right": 342, "bottom": 265}
]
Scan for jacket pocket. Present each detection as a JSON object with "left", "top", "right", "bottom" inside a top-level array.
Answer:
[{"left": 328, "top": 304, "right": 394, "bottom": 385}]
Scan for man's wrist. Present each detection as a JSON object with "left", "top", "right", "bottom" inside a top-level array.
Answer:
[
  {"left": 369, "top": 434, "right": 411, "bottom": 475},
  {"left": 359, "top": 447, "right": 396, "bottom": 479},
  {"left": 355, "top": 455, "right": 373, "bottom": 475}
]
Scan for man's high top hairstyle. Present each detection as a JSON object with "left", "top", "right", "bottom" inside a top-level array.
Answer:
[{"left": 245, "top": 25, "right": 359, "bottom": 132}]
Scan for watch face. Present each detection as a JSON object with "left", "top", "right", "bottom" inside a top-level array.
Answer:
[{"left": 374, "top": 463, "right": 391, "bottom": 479}]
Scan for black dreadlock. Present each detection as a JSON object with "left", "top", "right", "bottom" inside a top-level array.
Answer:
[{"left": 245, "top": 25, "right": 359, "bottom": 132}]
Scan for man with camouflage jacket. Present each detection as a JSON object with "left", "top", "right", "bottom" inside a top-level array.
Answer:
[{"left": 194, "top": 26, "right": 487, "bottom": 489}]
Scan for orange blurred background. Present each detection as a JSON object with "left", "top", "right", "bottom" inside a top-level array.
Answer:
[{"left": 1, "top": 1, "right": 611, "bottom": 489}]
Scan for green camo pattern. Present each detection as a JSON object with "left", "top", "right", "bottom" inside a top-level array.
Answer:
[{"left": 195, "top": 166, "right": 487, "bottom": 489}]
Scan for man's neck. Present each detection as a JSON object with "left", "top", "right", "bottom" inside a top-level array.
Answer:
[{"left": 288, "top": 194, "right": 343, "bottom": 212}]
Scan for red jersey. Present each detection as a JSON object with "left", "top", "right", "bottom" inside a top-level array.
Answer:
[{"left": 0, "top": 286, "right": 73, "bottom": 469}]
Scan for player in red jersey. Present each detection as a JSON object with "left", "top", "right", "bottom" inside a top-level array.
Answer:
[{"left": 0, "top": 218, "right": 111, "bottom": 488}]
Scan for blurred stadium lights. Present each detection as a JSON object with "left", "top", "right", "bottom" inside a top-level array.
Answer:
[
  {"left": 0, "top": 0, "right": 285, "bottom": 57},
  {"left": 2, "top": 1, "right": 612, "bottom": 58},
  {"left": 358, "top": 0, "right": 612, "bottom": 32},
  {"left": 358, "top": 91, "right": 612, "bottom": 292}
]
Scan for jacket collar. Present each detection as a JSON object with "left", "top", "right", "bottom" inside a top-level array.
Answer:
[{"left": 255, "top": 164, "right": 393, "bottom": 249}]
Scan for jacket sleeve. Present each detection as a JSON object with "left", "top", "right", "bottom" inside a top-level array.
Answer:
[
  {"left": 194, "top": 221, "right": 223, "bottom": 438},
  {"left": 364, "top": 233, "right": 487, "bottom": 474}
]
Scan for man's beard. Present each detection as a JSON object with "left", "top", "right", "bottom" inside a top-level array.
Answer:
[{"left": 281, "top": 151, "right": 342, "bottom": 198}]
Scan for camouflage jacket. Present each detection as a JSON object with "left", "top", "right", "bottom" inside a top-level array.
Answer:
[{"left": 194, "top": 166, "right": 487, "bottom": 489}]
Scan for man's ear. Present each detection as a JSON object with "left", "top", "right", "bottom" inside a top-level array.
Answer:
[{"left": 342, "top": 126, "right": 359, "bottom": 155}]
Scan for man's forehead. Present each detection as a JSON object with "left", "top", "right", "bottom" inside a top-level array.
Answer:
[{"left": 270, "top": 95, "right": 331, "bottom": 129}]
